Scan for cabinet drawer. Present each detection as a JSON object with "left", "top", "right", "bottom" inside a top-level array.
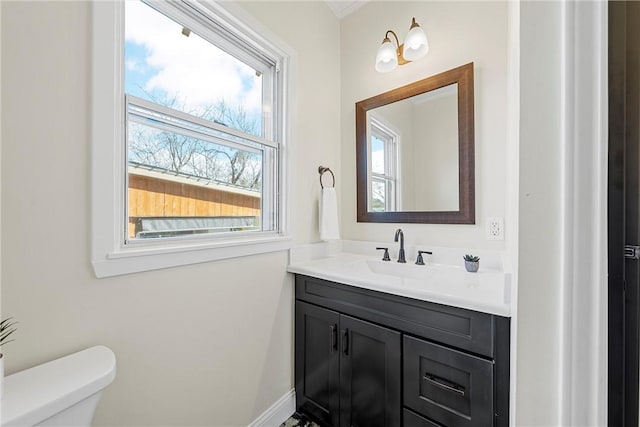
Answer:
[
  {"left": 296, "top": 275, "right": 495, "bottom": 357},
  {"left": 404, "top": 409, "right": 443, "bottom": 427},
  {"left": 404, "top": 336, "right": 493, "bottom": 427}
]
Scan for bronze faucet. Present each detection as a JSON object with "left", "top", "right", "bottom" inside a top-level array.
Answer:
[{"left": 394, "top": 229, "right": 406, "bottom": 263}]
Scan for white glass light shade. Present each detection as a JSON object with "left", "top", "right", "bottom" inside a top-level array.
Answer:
[
  {"left": 402, "top": 25, "right": 429, "bottom": 61},
  {"left": 375, "top": 38, "right": 398, "bottom": 73}
]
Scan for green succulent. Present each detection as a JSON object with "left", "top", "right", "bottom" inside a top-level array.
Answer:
[
  {"left": 463, "top": 254, "right": 480, "bottom": 262},
  {"left": 0, "top": 317, "right": 17, "bottom": 348}
]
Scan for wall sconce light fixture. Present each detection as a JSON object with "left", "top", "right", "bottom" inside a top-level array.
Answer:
[{"left": 375, "top": 18, "right": 429, "bottom": 73}]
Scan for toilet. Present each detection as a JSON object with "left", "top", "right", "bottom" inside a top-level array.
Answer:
[{"left": 1, "top": 345, "right": 116, "bottom": 426}]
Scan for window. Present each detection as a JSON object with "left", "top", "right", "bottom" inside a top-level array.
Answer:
[
  {"left": 124, "top": 0, "right": 279, "bottom": 241},
  {"left": 368, "top": 117, "right": 399, "bottom": 212},
  {"left": 91, "top": 0, "right": 291, "bottom": 277}
]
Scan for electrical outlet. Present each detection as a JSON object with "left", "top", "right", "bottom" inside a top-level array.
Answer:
[{"left": 487, "top": 217, "right": 504, "bottom": 240}]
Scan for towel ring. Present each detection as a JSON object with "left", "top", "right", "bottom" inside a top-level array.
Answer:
[{"left": 318, "top": 166, "right": 335, "bottom": 189}]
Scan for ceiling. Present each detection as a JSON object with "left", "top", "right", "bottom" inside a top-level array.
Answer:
[{"left": 324, "top": 0, "right": 369, "bottom": 19}]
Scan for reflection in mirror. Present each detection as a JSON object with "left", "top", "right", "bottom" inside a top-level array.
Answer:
[
  {"left": 356, "top": 62, "right": 474, "bottom": 224},
  {"left": 367, "top": 83, "right": 459, "bottom": 212},
  {"left": 368, "top": 115, "right": 397, "bottom": 212}
]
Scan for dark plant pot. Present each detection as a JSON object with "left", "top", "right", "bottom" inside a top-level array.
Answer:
[{"left": 465, "top": 260, "right": 479, "bottom": 272}]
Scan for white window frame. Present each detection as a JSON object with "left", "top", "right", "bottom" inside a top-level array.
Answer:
[
  {"left": 91, "top": 0, "right": 292, "bottom": 278},
  {"left": 367, "top": 116, "right": 400, "bottom": 212}
]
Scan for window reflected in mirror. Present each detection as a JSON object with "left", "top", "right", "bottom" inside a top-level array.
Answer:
[{"left": 369, "top": 117, "right": 398, "bottom": 212}]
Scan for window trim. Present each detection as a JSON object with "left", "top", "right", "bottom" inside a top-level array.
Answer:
[{"left": 91, "top": 0, "right": 292, "bottom": 278}]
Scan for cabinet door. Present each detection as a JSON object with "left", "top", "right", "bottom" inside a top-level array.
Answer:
[
  {"left": 296, "top": 301, "right": 340, "bottom": 426},
  {"left": 339, "top": 315, "right": 401, "bottom": 427}
]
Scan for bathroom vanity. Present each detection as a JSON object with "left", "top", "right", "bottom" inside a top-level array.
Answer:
[
  {"left": 290, "top": 61, "right": 511, "bottom": 426},
  {"left": 288, "top": 244, "right": 511, "bottom": 427}
]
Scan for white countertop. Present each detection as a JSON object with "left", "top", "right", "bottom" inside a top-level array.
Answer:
[{"left": 288, "top": 241, "right": 512, "bottom": 317}]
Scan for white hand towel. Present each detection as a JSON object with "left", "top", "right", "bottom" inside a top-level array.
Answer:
[{"left": 319, "top": 187, "right": 340, "bottom": 241}]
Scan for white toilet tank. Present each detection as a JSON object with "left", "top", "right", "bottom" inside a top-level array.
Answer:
[{"left": 1, "top": 345, "right": 116, "bottom": 427}]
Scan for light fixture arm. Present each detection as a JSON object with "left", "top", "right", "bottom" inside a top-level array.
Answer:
[
  {"left": 384, "top": 30, "right": 401, "bottom": 48},
  {"left": 383, "top": 30, "right": 409, "bottom": 66}
]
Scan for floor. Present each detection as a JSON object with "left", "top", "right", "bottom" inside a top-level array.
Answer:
[{"left": 280, "top": 412, "right": 322, "bottom": 427}]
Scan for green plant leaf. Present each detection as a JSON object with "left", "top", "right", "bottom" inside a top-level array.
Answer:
[{"left": 0, "top": 317, "right": 18, "bottom": 347}]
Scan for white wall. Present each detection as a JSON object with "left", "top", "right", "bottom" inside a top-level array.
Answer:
[
  {"left": 517, "top": 1, "right": 608, "bottom": 425},
  {"left": 0, "top": 1, "right": 340, "bottom": 426},
  {"left": 0, "top": 0, "right": 3, "bottom": 326},
  {"left": 516, "top": 2, "right": 563, "bottom": 424},
  {"left": 340, "top": 1, "right": 508, "bottom": 251}
]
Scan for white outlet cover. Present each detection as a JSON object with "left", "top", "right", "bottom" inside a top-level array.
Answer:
[{"left": 487, "top": 217, "right": 504, "bottom": 240}]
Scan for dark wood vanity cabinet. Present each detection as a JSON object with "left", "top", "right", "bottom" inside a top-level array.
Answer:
[
  {"left": 294, "top": 274, "right": 510, "bottom": 427},
  {"left": 296, "top": 301, "right": 401, "bottom": 427}
]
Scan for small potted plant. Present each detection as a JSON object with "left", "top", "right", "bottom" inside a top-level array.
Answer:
[
  {"left": 0, "top": 317, "right": 17, "bottom": 399},
  {"left": 463, "top": 254, "right": 480, "bottom": 272}
]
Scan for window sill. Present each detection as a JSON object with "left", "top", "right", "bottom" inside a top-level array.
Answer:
[{"left": 92, "top": 234, "right": 292, "bottom": 278}]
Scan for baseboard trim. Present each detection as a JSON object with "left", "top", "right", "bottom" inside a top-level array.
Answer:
[{"left": 248, "top": 389, "right": 295, "bottom": 427}]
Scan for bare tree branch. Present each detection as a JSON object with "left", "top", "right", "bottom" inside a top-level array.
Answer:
[{"left": 128, "top": 98, "right": 262, "bottom": 190}]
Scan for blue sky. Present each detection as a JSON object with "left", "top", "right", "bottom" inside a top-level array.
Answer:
[
  {"left": 124, "top": 0, "right": 263, "bottom": 131},
  {"left": 124, "top": 42, "right": 153, "bottom": 99}
]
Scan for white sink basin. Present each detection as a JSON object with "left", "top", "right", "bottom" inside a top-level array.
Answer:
[{"left": 365, "top": 259, "right": 450, "bottom": 279}]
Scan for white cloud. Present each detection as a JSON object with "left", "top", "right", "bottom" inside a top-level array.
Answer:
[
  {"left": 125, "top": 0, "right": 262, "bottom": 116},
  {"left": 126, "top": 58, "right": 143, "bottom": 72}
]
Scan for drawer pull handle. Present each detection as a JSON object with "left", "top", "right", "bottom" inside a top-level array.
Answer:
[{"left": 424, "top": 373, "right": 466, "bottom": 396}]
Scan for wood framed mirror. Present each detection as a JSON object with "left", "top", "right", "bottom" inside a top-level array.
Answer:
[{"left": 356, "top": 62, "right": 475, "bottom": 224}]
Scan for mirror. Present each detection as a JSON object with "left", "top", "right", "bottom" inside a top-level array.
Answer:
[{"left": 356, "top": 62, "right": 475, "bottom": 224}]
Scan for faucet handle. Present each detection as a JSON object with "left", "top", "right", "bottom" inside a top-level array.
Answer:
[
  {"left": 415, "top": 250, "right": 433, "bottom": 265},
  {"left": 376, "top": 247, "right": 391, "bottom": 261}
]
